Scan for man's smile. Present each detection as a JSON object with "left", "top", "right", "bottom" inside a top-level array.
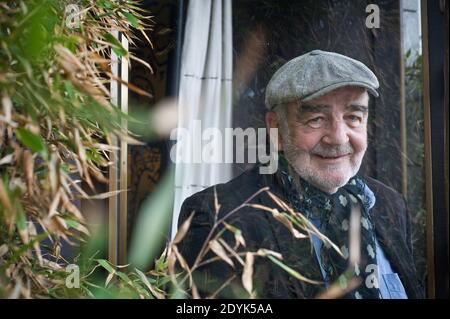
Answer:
[{"left": 312, "top": 153, "right": 351, "bottom": 164}]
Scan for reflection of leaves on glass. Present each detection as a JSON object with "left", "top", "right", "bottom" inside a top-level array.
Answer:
[
  {"left": 404, "top": 51, "right": 427, "bottom": 285},
  {"left": 233, "top": 0, "right": 427, "bottom": 290}
]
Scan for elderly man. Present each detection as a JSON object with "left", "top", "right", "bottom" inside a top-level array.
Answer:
[{"left": 177, "top": 50, "right": 424, "bottom": 299}]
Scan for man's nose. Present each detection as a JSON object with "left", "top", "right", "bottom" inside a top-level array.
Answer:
[{"left": 321, "top": 119, "right": 349, "bottom": 145}]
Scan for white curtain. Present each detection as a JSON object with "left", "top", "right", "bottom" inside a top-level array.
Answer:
[{"left": 171, "top": 0, "right": 233, "bottom": 238}]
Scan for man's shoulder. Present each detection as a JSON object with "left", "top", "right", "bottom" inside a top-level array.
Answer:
[
  {"left": 364, "top": 176, "right": 405, "bottom": 202},
  {"left": 183, "top": 165, "right": 265, "bottom": 205},
  {"left": 363, "top": 176, "right": 409, "bottom": 230},
  {"left": 179, "top": 165, "right": 269, "bottom": 221}
]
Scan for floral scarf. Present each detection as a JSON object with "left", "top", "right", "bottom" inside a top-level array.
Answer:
[{"left": 277, "top": 155, "right": 381, "bottom": 299}]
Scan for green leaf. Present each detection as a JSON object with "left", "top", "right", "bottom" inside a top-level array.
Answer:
[
  {"left": 15, "top": 128, "right": 48, "bottom": 157},
  {"left": 65, "top": 218, "right": 79, "bottom": 229},
  {"left": 116, "top": 271, "right": 133, "bottom": 286},
  {"left": 4, "top": 232, "right": 47, "bottom": 267},
  {"left": 267, "top": 255, "right": 321, "bottom": 285},
  {"left": 16, "top": 203, "right": 27, "bottom": 231},
  {"left": 96, "top": 259, "right": 114, "bottom": 273},
  {"left": 103, "top": 33, "right": 127, "bottom": 57},
  {"left": 98, "top": 0, "right": 113, "bottom": 9},
  {"left": 155, "top": 254, "right": 168, "bottom": 272},
  {"left": 128, "top": 168, "right": 174, "bottom": 270},
  {"left": 135, "top": 268, "right": 157, "bottom": 284},
  {"left": 122, "top": 12, "right": 139, "bottom": 28},
  {"left": 64, "top": 80, "right": 75, "bottom": 100},
  {"left": 86, "top": 149, "right": 102, "bottom": 165},
  {"left": 157, "top": 275, "right": 172, "bottom": 287}
]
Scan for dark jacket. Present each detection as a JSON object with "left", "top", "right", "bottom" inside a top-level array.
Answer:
[{"left": 177, "top": 164, "right": 425, "bottom": 298}]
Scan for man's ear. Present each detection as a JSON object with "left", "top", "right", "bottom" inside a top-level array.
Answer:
[{"left": 265, "top": 111, "right": 283, "bottom": 151}]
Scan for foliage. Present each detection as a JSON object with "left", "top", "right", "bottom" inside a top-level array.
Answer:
[
  {"left": 0, "top": 0, "right": 152, "bottom": 298},
  {"left": 404, "top": 50, "right": 427, "bottom": 285}
]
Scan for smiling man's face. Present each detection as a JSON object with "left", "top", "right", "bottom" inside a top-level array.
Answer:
[{"left": 267, "top": 86, "right": 369, "bottom": 194}]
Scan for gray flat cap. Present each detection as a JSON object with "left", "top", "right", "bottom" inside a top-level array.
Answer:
[{"left": 265, "top": 50, "right": 379, "bottom": 110}]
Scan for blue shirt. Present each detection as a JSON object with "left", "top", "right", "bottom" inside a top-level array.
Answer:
[{"left": 307, "top": 184, "right": 408, "bottom": 299}]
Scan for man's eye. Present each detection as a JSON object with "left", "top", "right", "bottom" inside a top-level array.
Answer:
[
  {"left": 347, "top": 115, "right": 361, "bottom": 121},
  {"left": 346, "top": 115, "right": 363, "bottom": 126},
  {"left": 307, "top": 117, "right": 324, "bottom": 127}
]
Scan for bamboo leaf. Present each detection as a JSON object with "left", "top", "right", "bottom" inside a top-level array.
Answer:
[
  {"left": 218, "top": 238, "right": 244, "bottom": 266},
  {"left": 116, "top": 271, "right": 133, "bottom": 286},
  {"left": 15, "top": 128, "right": 48, "bottom": 158},
  {"left": 122, "top": 11, "right": 139, "bottom": 28},
  {"left": 128, "top": 169, "right": 174, "bottom": 269},
  {"left": 172, "top": 211, "right": 194, "bottom": 244},
  {"left": 267, "top": 255, "right": 321, "bottom": 285},
  {"left": 105, "top": 271, "right": 115, "bottom": 287},
  {"left": 135, "top": 268, "right": 165, "bottom": 299},
  {"left": 0, "top": 244, "right": 9, "bottom": 258},
  {"left": 155, "top": 253, "right": 168, "bottom": 272},
  {"left": 97, "top": 0, "right": 113, "bottom": 9},
  {"left": 208, "top": 239, "right": 234, "bottom": 268},
  {"left": 222, "top": 222, "right": 246, "bottom": 248},
  {"left": 16, "top": 204, "right": 29, "bottom": 244},
  {"left": 103, "top": 33, "right": 127, "bottom": 57},
  {"left": 271, "top": 210, "right": 308, "bottom": 239},
  {"left": 96, "top": 259, "right": 114, "bottom": 273},
  {"left": 242, "top": 252, "right": 254, "bottom": 296},
  {"left": 255, "top": 248, "right": 283, "bottom": 260}
]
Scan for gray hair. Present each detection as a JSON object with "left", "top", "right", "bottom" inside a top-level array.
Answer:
[{"left": 272, "top": 103, "right": 291, "bottom": 143}]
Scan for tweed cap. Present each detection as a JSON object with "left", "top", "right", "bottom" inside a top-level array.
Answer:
[{"left": 265, "top": 50, "right": 379, "bottom": 110}]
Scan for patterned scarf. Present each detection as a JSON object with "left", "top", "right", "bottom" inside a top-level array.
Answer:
[{"left": 277, "top": 155, "right": 381, "bottom": 299}]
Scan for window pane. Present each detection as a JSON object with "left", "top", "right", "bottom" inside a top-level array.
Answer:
[{"left": 233, "top": 0, "right": 427, "bottom": 295}]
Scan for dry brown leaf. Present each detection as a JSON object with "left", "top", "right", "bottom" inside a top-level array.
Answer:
[
  {"left": 267, "top": 191, "right": 291, "bottom": 211},
  {"left": 218, "top": 238, "right": 244, "bottom": 266},
  {"left": 42, "top": 258, "right": 63, "bottom": 270},
  {"left": 88, "top": 165, "right": 109, "bottom": 183},
  {"left": 105, "top": 270, "right": 115, "bottom": 287},
  {"left": 172, "top": 211, "right": 195, "bottom": 245},
  {"left": 255, "top": 248, "right": 283, "bottom": 260},
  {"left": 167, "top": 246, "right": 178, "bottom": 285},
  {"left": 0, "top": 244, "right": 8, "bottom": 258},
  {"left": 82, "top": 189, "right": 125, "bottom": 200},
  {"left": 0, "top": 153, "right": 14, "bottom": 165},
  {"left": 0, "top": 180, "right": 14, "bottom": 228},
  {"left": 48, "top": 189, "right": 62, "bottom": 218},
  {"left": 208, "top": 239, "right": 234, "bottom": 268},
  {"left": 191, "top": 283, "right": 200, "bottom": 299},
  {"left": 245, "top": 203, "right": 273, "bottom": 213},
  {"left": 106, "top": 71, "right": 152, "bottom": 98},
  {"left": 28, "top": 222, "right": 43, "bottom": 266},
  {"left": 60, "top": 190, "right": 85, "bottom": 222},
  {"left": 222, "top": 222, "right": 246, "bottom": 248},
  {"left": 118, "top": 133, "right": 145, "bottom": 145},
  {"left": 242, "top": 252, "right": 254, "bottom": 296},
  {"left": 22, "top": 150, "right": 34, "bottom": 197},
  {"left": 271, "top": 209, "right": 308, "bottom": 239},
  {"left": 172, "top": 244, "right": 192, "bottom": 287},
  {"left": 18, "top": 223, "right": 29, "bottom": 245},
  {"left": 48, "top": 153, "right": 59, "bottom": 195},
  {"left": 316, "top": 276, "right": 361, "bottom": 299},
  {"left": 74, "top": 222, "right": 90, "bottom": 237},
  {"left": 296, "top": 214, "right": 344, "bottom": 258},
  {"left": 213, "top": 186, "right": 221, "bottom": 217},
  {"left": 135, "top": 268, "right": 165, "bottom": 299}
]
